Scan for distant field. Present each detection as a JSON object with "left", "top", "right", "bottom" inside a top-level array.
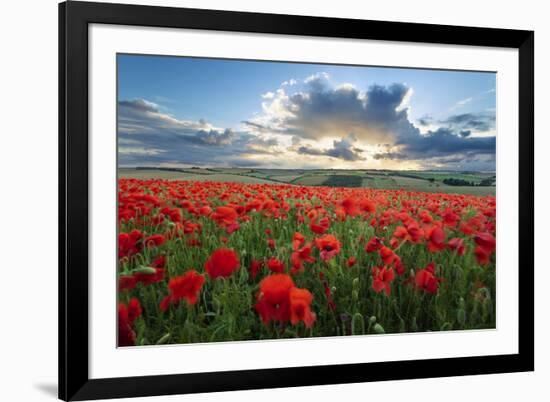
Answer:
[
  {"left": 119, "top": 168, "right": 495, "bottom": 196},
  {"left": 118, "top": 169, "right": 276, "bottom": 184}
]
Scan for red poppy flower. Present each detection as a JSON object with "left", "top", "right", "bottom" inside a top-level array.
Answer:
[
  {"left": 250, "top": 259, "right": 264, "bottom": 279},
  {"left": 347, "top": 256, "right": 356, "bottom": 267},
  {"left": 442, "top": 208, "right": 459, "bottom": 227},
  {"left": 448, "top": 237, "right": 466, "bottom": 256},
  {"left": 187, "top": 238, "right": 202, "bottom": 247},
  {"left": 371, "top": 266, "right": 395, "bottom": 296},
  {"left": 255, "top": 274, "right": 295, "bottom": 324},
  {"left": 162, "top": 270, "right": 205, "bottom": 309},
  {"left": 151, "top": 255, "right": 166, "bottom": 268},
  {"left": 379, "top": 246, "right": 399, "bottom": 266},
  {"left": 406, "top": 221, "right": 424, "bottom": 243},
  {"left": 393, "top": 226, "right": 408, "bottom": 240},
  {"left": 199, "top": 205, "right": 212, "bottom": 216},
  {"left": 360, "top": 199, "right": 376, "bottom": 214},
  {"left": 310, "top": 216, "right": 330, "bottom": 234},
  {"left": 164, "top": 207, "right": 182, "bottom": 223},
  {"left": 205, "top": 248, "right": 240, "bottom": 279},
  {"left": 118, "top": 229, "right": 143, "bottom": 258},
  {"left": 267, "top": 257, "right": 285, "bottom": 273},
  {"left": 183, "top": 222, "right": 202, "bottom": 235},
  {"left": 341, "top": 197, "right": 359, "bottom": 216},
  {"left": 211, "top": 206, "right": 238, "bottom": 226},
  {"left": 133, "top": 267, "right": 165, "bottom": 286},
  {"left": 426, "top": 226, "right": 446, "bottom": 252},
  {"left": 474, "top": 232, "right": 496, "bottom": 253},
  {"left": 415, "top": 262, "right": 441, "bottom": 294},
  {"left": 419, "top": 210, "right": 433, "bottom": 223},
  {"left": 292, "top": 232, "right": 305, "bottom": 251},
  {"left": 365, "top": 237, "right": 383, "bottom": 253},
  {"left": 127, "top": 297, "right": 142, "bottom": 322},
  {"left": 474, "top": 246, "right": 492, "bottom": 265},
  {"left": 118, "top": 275, "right": 137, "bottom": 291},
  {"left": 290, "top": 243, "right": 315, "bottom": 273},
  {"left": 145, "top": 234, "right": 165, "bottom": 248},
  {"left": 226, "top": 222, "right": 240, "bottom": 234},
  {"left": 289, "top": 287, "right": 316, "bottom": 328},
  {"left": 118, "top": 298, "right": 142, "bottom": 346},
  {"left": 315, "top": 234, "right": 341, "bottom": 261}
]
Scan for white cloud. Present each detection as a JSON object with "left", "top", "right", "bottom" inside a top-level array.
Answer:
[
  {"left": 449, "top": 96, "right": 473, "bottom": 111},
  {"left": 281, "top": 78, "right": 298, "bottom": 86},
  {"left": 118, "top": 146, "right": 165, "bottom": 156}
]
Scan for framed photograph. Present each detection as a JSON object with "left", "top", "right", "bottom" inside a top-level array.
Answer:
[{"left": 59, "top": 1, "right": 534, "bottom": 400}]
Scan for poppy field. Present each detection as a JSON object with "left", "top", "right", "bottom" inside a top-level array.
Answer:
[{"left": 117, "top": 178, "right": 496, "bottom": 347}]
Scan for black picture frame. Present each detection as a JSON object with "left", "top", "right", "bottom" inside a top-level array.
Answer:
[{"left": 59, "top": 1, "right": 534, "bottom": 400}]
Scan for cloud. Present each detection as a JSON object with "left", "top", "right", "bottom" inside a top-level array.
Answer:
[
  {"left": 245, "top": 77, "right": 419, "bottom": 148},
  {"left": 296, "top": 134, "right": 364, "bottom": 161},
  {"left": 118, "top": 98, "right": 239, "bottom": 148},
  {"left": 441, "top": 112, "right": 495, "bottom": 133},
  {"left": 119, "top": 99, "right": 159, "bottom": 113},
  {"left": 118, "top": 146, "right": 165, "bottom": 156},
  {"left": 396, "top": 127, "right": 495, "bottom": 157},
  {"left": 191, "top": 129, "right": 235, "bottom": 146},
  {"left": 118, "top": 98, "right": 220, "bottom": 137},
  {"left": 281, "top": 79, "right": 298, "bottom": 86},
  {"left": 449, "top": 96, "right": 473, "bottom": 111},
  {"left": 416, "top": 115, "right": 433, "bottom": 127},
  {"left": 373, "top": 126, "right": 495, "bottom": 170},
  {"left": 118, "top": 74, "right": 496, "bottom": 170}
]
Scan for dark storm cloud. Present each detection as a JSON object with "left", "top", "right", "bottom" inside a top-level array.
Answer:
[
  {"left": 296, "top": 134, "right": 364, "bottom": 162},
  {"left": 117, "top": 98, "right": 256, "bottom": 166},
  {"left": 373, "top": 126, "right": 496, "bottom": 170},
  {"left": 417, "top": 115, "right": 433, "bottom": 126},
  {"left": 246, "top": 74, "right": 417, "bottom": 144},
  {"left": 442, "top": 112, "right": 495, "bottom": 132},
  {"left": 397, "top": 127, "right": 495, "bottom": 156},
  {"left": 118, "top": 130, "right": 257, "bottom": 167},
  {"left": 190, "top": 129, "right": 235, "bottom": 146},
  {"left": 118, "top": 98, "right": 241, "bottom": 144}
]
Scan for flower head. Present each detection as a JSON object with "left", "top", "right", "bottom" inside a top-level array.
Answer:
[
  {"left": 205, "top": 248, "right": 240, "bottom": 279},
  {"left": 315, "top": 234, "right": 341, "bottom": 261}
]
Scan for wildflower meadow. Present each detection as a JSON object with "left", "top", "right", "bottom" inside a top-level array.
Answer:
[{"left": 117, "top": 179, "right": 496, "bottom": 346}]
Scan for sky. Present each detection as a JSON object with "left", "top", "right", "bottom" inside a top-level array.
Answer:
[{"left": 117, "top": 54, "right": 496, "bottom": 171}]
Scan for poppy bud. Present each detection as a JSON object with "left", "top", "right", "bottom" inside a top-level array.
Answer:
[
  {"left": 352, "top": 277, "right": 360, "bottom": 291},
  {"left": 351, "top": 313, "right": 365, "bottom": 335},
  {"left": 373, "top": 323, "right": 385, "bottom": 334},
  {"left": 156, "top": 333, "right": 171, "bottom": 345},
  {"left": 133, "top": 265, "right": 157, "bottom": 274},
  {"left": 369, "top": 316, "right": 377, "bottom": 326}
]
